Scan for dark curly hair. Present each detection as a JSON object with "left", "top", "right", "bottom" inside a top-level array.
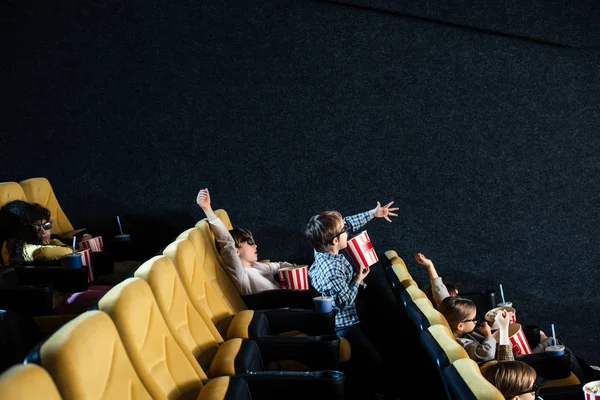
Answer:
[{"left": 0, "top": 200, "right": 51, "bottom": 266}]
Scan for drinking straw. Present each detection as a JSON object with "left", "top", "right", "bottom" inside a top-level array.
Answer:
[
  {"left": 72, "top": 236, "right": 76, "bottom": 254},
  {"left": 551, "top": 323, "right": 557, "bottom": 347},
  {"left": 117, "top": 216, "right": 124, "bottom": 235},
  {"left": 499, "top": 283, "right": 505, "bottom": 304}
]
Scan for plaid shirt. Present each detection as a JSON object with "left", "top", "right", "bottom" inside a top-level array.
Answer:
[{"left": 308, "top": 211, "right": 371, "bottom": 330}]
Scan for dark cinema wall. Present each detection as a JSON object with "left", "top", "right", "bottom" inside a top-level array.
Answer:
[{"left": 2, "top": 0, "right": 600, "bottom": 361}]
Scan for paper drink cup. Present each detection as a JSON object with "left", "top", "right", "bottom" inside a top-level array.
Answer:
[
  {"left": 583, "top": 380, "right": 600, "bottom": 400},
  {"left": 545, "top": 344, "right": 565, "bottom": 356},
  {"left": 76, "top": 236, "right": 104, "bottom": 252},
  {"left": 493, "top": 322, "right": 532, "bottom": 356},
  {"left": 76, "top": 248, "right": 94, "bottom": 282},
  {"left": 277, "top": 265, "right": 309, "bottom": 290},
  {"left": 314, "top": 296, "right": 333, "bottom": 314},
  {"left": 346, "top": 231, "right": 378, "bottom": 271},
  {"left": 62, "top": 253, "right": 82, "bottom": 269}
]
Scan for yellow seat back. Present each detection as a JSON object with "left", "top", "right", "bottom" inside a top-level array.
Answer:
[
  {"left": 426, "top": 324, "right": 469, "bottom": 364},
  {"left": 445, "top": 358, "right": 504, "bottom": 400},
  {"left": 0, "top": 364, "right": 62, "bottom": 400},
  {"left": 405, "top": 285, "right": 428, "bottom": 302},
  {"left": 214, "top": 209, "right": 233, "bottom": 230},
  {"left": 163, "top": 238, "right": 234, "bottom": 339},
  {"left": 134, "top": 255, "right": 223, "bottom": 371},
  {"left": 39, "top": 310, "right": 153, "bottom": 400},
  {"left": 98, "top": 278, "right": 207, "bottom": 399},
  {"left": 0, "top": 181, "right": 28, "bottom": 207},
  {"left": 414, "top": 297, "right": 452, "bottom": 332},
  {"left": 19, "top": 177, "right": 84, "bottom": 238},
  {"left": 177, "top": 226, "right": 246, "bottom": 313}
]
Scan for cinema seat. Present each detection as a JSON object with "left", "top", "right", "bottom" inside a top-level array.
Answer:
[
  {"left": 24, "top": 310, "right": 265, "bottom": 400},
  {"left": 134, "top": 256, "right": 343, "bottom": 374},
  {"left": 181, "top": 219, "right": 316, "bottom": 311},
  {"left": 97, "top": 279, "right": 345, "bottom": 400},
  {"left": 405, "top": 297, "right": 451, "bottom": 333},
  {"left": 0, "top": 364, "right": 62, "bottom": 400},
  {"left": 162, "top": 237, "right": 337, "bottom": 341},
  {"left": 19, "top": 177, "right": 86, "bottom": 240},
  {"left": 420, "top": 324, "right": 470, "bottom": 399},
  {"left": 443, "top": 358, "right": 504, "bottom": 400}
]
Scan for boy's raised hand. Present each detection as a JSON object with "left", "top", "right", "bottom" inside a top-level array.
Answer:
[
  {"left": 373, "top": 201, "right": 399, "bottom": 222},
  {"left": 196, "top": 188, "right": 211, "bottom": 209}
]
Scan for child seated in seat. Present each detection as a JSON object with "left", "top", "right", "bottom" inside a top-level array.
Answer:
[
  {"left": 0, "top": 200, "right": 110, "bottom": 314},
  {"left": 414, "top": 252, "right": 600, "bottom": 382},
  {"left": 196, "top": 188, "right": 298, "bottom": 295},
  {"left": 481, "top": 360, "right": 541, "bottom": 399}
]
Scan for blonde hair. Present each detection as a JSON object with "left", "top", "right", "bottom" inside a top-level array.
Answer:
[
  {"left": 305, "top": 211, "right": 343, "bottom": 252},
  {"left": 481, "top": 360, "right": 537, "bottom": 399},
  {"left": 438, "top": 296, "right": 477, "bottom": 333}
]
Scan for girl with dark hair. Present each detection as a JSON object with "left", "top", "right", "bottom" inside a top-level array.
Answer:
[{"left": 0, "top": 200, "right": 110, "bottom": 314}]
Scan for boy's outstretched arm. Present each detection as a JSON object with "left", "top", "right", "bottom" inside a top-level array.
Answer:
[
  {"left": 369, "top": 201, "right": 399, "bottom": 222},
  {"left": 196, "top": 188, "right": 218, "bottom": 221}
]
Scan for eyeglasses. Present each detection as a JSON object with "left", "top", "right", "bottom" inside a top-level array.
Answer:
[
  {"left": 462, "top": 316, "right": 480, "bottom": 323},
  {"left": 334, "top": 222, "right": 351, "bottom": 239},
  {"left": 242, "top": 238, "right": 255, "bottom": 246},
  {"left": 510, "top": 383, "right": 540, "bottom": 398},
  {"left": 34, "top": 221, "right": 53, "bottom": 231}
]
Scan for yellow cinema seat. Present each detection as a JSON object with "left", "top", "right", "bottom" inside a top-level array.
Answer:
[
  {"left": 19, "top": 177, "right": 86, "bottom": 239},
  {"left": 0, "top": 363, "right": 62, "bottom": 400}
]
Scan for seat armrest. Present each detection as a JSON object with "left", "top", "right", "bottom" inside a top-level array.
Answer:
[
  {"left": 242, "top": 289, "right": 316, "bottom": 310},
  {"left": 251, "top": 335, "right": 340, "bottom": 370},
  {"left": 0, "top": 285, "right": 55, "bottom": 315},
  {"left": 14, "top": 265, "right": 88, "bottom": 292},
  {"left": 230, "top": 370, "right": 345, "bottom": 400},
  {"left": 260, "top": 308, "right": 336, "bottom": 336}
]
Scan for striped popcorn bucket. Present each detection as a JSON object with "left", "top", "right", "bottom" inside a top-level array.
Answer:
[
  {"left": 583, "top": 380, "right": 600, "bottom": 400},
  {"left": 278, "top": 265, "right": 309, "bottom": 290},
  {"left": 346, "top": 230, "right": 378, "bottom": 271},
  {"left": 76, "top": 236, "right": 104, "bottom": 252},
  {"left": 76, "top": 248, "right": 94, "bottom": 282},
  {"left": 494, "top": 323, "right": 532, "bottom": 356}
]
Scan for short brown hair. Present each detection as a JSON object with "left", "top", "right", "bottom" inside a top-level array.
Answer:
[
  {"left": 438, "top": 296, "right": 477, "bottom": 333},
  {"left": 305, "top": 211, "right": 343, "bottom": 252},
  {"left": 481, "top": 360, "right": 537, "bottom": 398},
  {"left": 229, "top": 228, "right": 254, "bottom": 248}
]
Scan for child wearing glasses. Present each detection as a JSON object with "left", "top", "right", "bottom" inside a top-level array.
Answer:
[
  {"left": 305, "top": 201, "right": 398, "bottom": 400},
  {"left": 415, "top": 252, "right": 600, "bottom": 382},
  {"left": 0, "top": 200, "right": 110, "bottom": 313},
  {"left": 481, "top": 360, "right": 541, "bottom": 400},
  {"left": 197, "top": 188, "right": 298, "bottom": 295}
]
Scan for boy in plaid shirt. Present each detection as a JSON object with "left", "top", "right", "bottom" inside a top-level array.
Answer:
[{"left": 305, "top": 201, "right": 398, "bottom": 400}]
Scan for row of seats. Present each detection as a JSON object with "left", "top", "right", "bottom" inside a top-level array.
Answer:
[
  {"left": 382, "top": 250, "right": 584, "bottom": 400},
  {"left": 0, "top": 208, "right": 350, "bottom": 399}
]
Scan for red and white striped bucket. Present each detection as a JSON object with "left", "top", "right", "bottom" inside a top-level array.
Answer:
[
  {"left": 493, "top": 322, "right": 532, "bottom": 356},
  {"left": 76, "top": 236, "right": 104, "bottom": 252},
  {"left": 346, "top": 231, "right": 378, "bottom": 270},
  {"left": 278, "top": 265, "right": 309, "bottom": 290},
  {"left": 76, "top": 248, "right": 94, "bottom": 282},
  {"left": 583, "top": 380, "right": 600, "bottom": 400}
]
